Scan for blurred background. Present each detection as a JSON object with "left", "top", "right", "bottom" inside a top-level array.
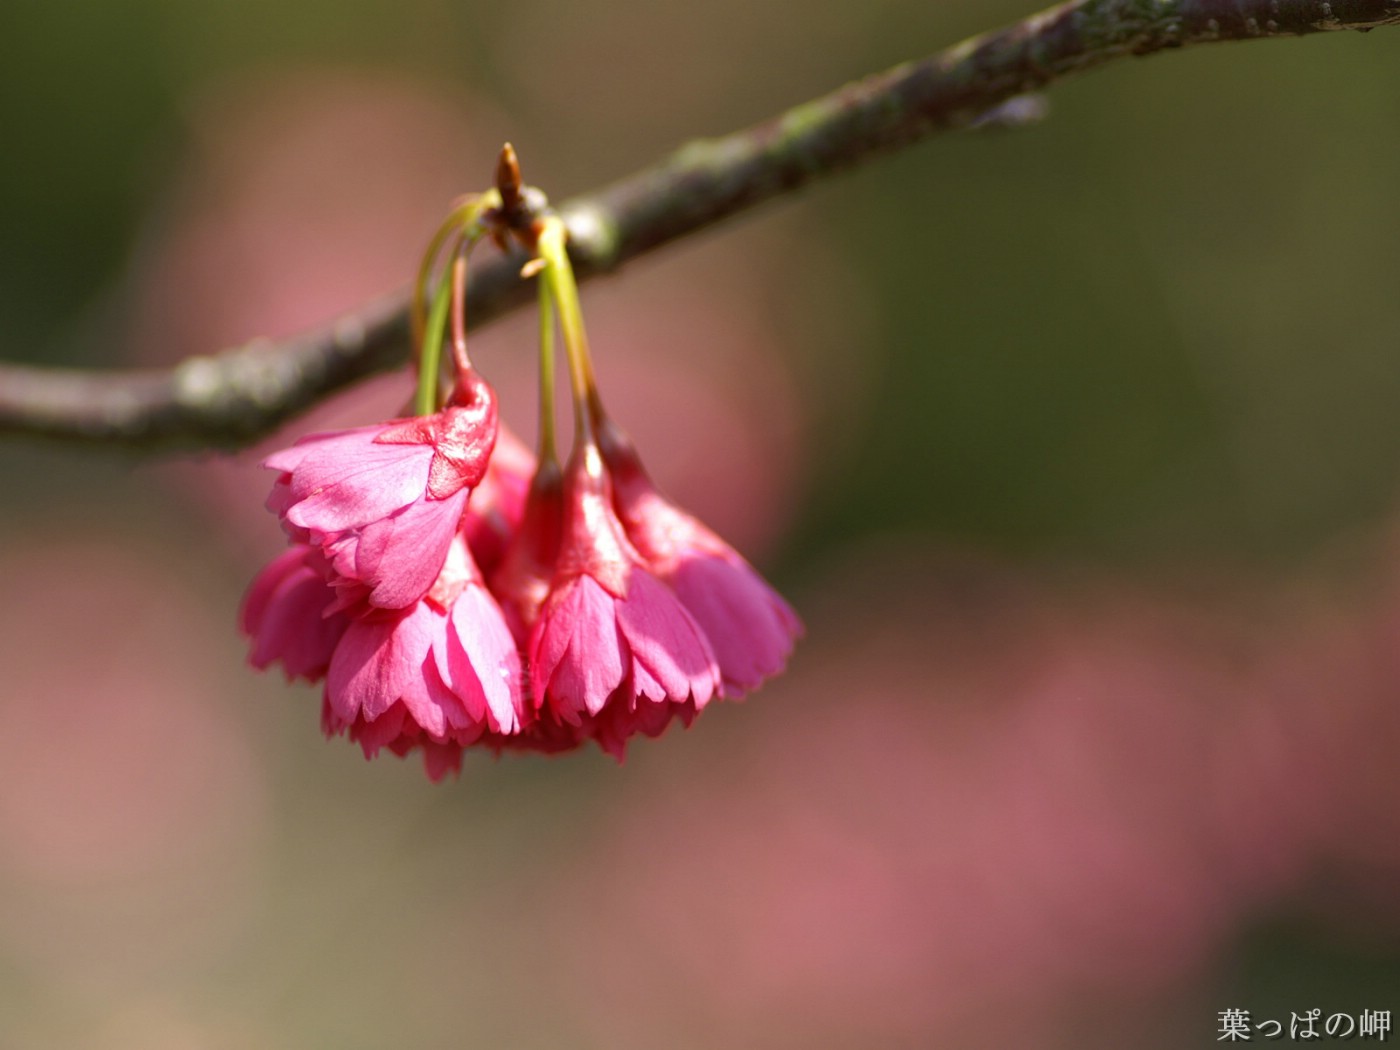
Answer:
[{"left": 2, "top": 0, "right": 1400, "bottom": 1046}]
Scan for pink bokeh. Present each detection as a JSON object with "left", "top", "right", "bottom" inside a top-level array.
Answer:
[
  {"left": 536, "top": 543, "right": 1400, "bottom": 1048},
  {"left": 0, "top": 534, "right": 269, "bottom": 987}
]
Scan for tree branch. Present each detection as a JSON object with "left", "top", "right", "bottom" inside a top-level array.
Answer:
[{"left": 3, "top": 0, "right": 1396, "bottom": 450}]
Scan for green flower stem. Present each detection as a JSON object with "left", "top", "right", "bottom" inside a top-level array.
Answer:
[
  {"left": 537, "top": 271, "right": 559, "bottom": 465},
  {"left": 537, "top": 216, "right": 601, "bottom": 443},
  {"left": 412, "top": 192, "right": 500, "bottom": 352},
  {"left": 412, "top": 190, "right": 508, "bottom": 415},
  {"left": 413, "top": 251, "right": 458, "bottom": 417}
]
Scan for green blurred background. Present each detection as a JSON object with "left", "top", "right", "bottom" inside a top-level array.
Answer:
[{"left": 2, "top": 0, "right": 1400, "bottom": 1046}]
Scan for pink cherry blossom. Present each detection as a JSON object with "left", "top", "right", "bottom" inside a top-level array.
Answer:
[
  {"left": 263, "top": 371, "right": 499, "bottom": 609},
  {"left": 239, "top": 545, "right": 350, "bottom": 682},
  {"left": 528, "top": 444, "right": 721, "bottom": 743},
  {"left": 322, "top": 536, "right": 525, "bottom": 780},
  {"left": 598, "top": 420, "right": 801, "bottom": 696}
]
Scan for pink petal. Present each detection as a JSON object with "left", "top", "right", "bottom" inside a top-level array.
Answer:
[
  {"left": 424, "top": 656, "right": 488, "bottom": 743},
  {"left": 239, "top": 547, "right": 305, "bottom": 637},
  {"left": 261, "top": 425, "right": 376, "bottom": 474},
  {"left": 323, "top": 488, "right": 468, "bottom": 609},
  {"left": 671, "top": 555, "right": 801, "bottom": 695},
  {"left": 264, "top": 476, "right": 298, "bottom": 522},
  {"left": 350, "top": 702, "right": 409, "bottom": 755},
  {"left": 592, "top": 696, "right": 697, "bottom": 761},
  {"left": 616, "top": 571, "right": 719, "bottom": 707},
  {"left": 395, "top": 639, "right": 455, "bottom": 740},
  {"left": 285, "top": 437, "right": 434, "bottom": 532},
  {"left": 320, "top": 694, "right": 346, "bottom": 737},
  {"left": 326, "top": 604, "right": 437, "bottom": 722},
  {"left": 241, "top": 547, "right": 348, "bottom": 681},
  {"left": 531, "top": 576, "right": 627, "bottom": 721},
  {"left": 442, "top": 586, "right": 525, "bottom": 734},
  {"left": 252, "top": 567, "right": 348, "bottom": 681},
  {"left": 419, "top": 740, "right": 464, "bottom": 782}
]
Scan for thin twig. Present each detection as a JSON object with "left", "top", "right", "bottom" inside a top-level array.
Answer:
[{"left": 2, "top": 0, "right": 1396, "bottom": 450}]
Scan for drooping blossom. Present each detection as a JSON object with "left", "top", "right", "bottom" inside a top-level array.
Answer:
[
  {"left": 263, "top": 370, "right": 499, "bottom": 610},
  {"left": 321, "top": 535, "right": 526, "bottom": 781},
  {"left": 239, "top": 544, "right": 350, "bottom": 682},
  {"left": 240, "top": 168, "right": 801, "bottom": 779},
  {"left": 525, "top": 443, "right": 722, "bottom": 750},
  {"left": 598, "top": 419, "right": 802, "bottom": 697}
]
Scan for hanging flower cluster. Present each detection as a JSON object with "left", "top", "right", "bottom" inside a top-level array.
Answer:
[{"left": 241, "top": 147, "right": 801, "bottom": 780}]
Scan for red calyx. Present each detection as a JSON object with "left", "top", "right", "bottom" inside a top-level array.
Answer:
[{"left": 375, "top": 369, "right": 500, "bottom": 500}]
